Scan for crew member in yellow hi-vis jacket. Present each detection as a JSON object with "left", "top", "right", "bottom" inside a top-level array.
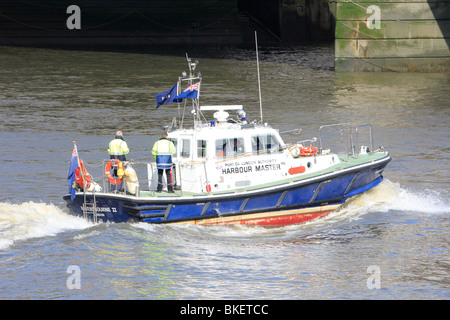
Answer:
[
  {"left": 108, "top": 130, "right": 130, "bottom": 161},
  {"left": 152, "top": 132, "right": 176, "bottom": 193}
]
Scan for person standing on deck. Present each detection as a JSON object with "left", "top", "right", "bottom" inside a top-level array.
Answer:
[
  {"left": 108, "top": 130, "right": 129, "bottom": 161},
  {"left": 107, "top": 131, "right": 130, "bottom": 191},
  {"left": 152, "top": 132, "right": 176, "bottom": 193}
]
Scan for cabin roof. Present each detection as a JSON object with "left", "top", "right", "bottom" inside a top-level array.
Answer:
[{"left": 168, "top": 123, "right": 283, "bottom": 142}]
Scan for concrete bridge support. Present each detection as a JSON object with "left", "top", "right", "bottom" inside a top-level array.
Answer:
[{"left": 333, "top": 0, "right": 450, "bottom": 72}]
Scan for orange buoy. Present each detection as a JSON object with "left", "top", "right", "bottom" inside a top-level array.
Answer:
[{"left": 105, "top": 159, "right": 124, "bottom": 185}]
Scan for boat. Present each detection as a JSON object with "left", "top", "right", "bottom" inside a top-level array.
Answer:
[{"left": 63, "top": 54, "right": 391, "bottom": 226}]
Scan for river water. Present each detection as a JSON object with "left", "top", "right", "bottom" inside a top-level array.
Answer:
[{"left": 0, "top": 45, "right": 449, "bottom": 300}]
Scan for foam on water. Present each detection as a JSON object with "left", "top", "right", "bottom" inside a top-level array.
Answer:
[
  {"left": 336, "top": 179, "right": 450, "bottom": 220},
  {"left": 0, "top": 201, "right": 93, "bottom": 250}
]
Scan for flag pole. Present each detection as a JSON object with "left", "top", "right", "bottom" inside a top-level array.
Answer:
[
  {"left": 177, "top": 76, "right": 183, "bottom": 129},
  {"left": 255, "top": 31, "right": 263, "bottom": 123},
  {"left": 73, "top": 141, "right": 86, "bottom": 189}
]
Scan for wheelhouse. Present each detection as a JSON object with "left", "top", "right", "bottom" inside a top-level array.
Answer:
[
  {"left": 169, "top": 126, "right": 285, "bottom": 162},
  {"left": 158, "top": 105, "right": 289, "bottom": 194},
  {"left": 168, "top": 105, "right": 286, "bottom": 162}
]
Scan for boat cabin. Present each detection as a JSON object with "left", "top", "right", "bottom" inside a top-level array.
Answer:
[{"left": 148, "top": 105, "right": 290, "bottom": 194}]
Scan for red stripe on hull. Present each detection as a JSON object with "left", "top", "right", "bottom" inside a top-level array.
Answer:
[{"left": 205, "top": 210, "right": 333, "bottom": 226}]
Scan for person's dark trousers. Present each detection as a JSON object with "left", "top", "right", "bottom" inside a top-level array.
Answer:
[
  {"left": 157, "top": 168, "right": 173, "bottom": 192},
  {"left": 110, "top": 155, "right": 126, "bottom": 161}
]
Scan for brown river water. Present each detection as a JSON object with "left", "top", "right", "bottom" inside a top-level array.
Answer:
[{"left": 0, "top": 45, "right": 449, "bottom": 300}]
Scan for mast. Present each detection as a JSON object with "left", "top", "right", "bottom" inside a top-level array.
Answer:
[
  {"left": 182, "top": 53, "right": 202, "bottom": 125},
  {"left": 255, "top": 31, "right": 263, "bottom": 123}
]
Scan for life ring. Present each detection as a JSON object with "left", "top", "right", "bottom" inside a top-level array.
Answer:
[
  {"left": 299, "top": 146, "right": 318, "bottom": 157},
  {"left": 105, "top": 159, "right": 123, "bottom": 185},
  {"left": 75, "top": 159, "right": 91, "bottom": 189}
]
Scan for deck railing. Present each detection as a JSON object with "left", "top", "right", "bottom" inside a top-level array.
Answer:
[{"left": 318, "top": 123, "right": 374, "bottom": 160}]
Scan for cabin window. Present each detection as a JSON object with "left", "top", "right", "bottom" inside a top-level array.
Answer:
[
  {"left": 215, "top": 137, "right": 245, "bottom": 159},
  {"left": 197, "top": 140, "right": 207, "bottom": 158},
  {"left": 251, "top": 134, "right": 282, "bottom": 155},
  {"left": 169, "top": 138, "right": 178, "bottom": 157},
  {"left": 181, "top": 139, "right": 191, "bottom": 158}
]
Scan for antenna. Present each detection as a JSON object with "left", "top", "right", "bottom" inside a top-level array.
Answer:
[{"left": 255, "top": 31, "right": 263, "bottom": 123}]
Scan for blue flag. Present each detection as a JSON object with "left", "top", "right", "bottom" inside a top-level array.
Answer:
[
  {"left": 67, "top": 145, "right": 80, "bottom": 201},
  {"left": 175, "top": 82, "right": 200, "bottom": 100},
  {"left": 155, "top": 83, "right": 181, "bottom": 109}
]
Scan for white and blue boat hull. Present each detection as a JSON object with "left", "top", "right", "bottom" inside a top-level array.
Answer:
[{"left": 64, "top": 154, "right": 390, "bottom": 226}]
